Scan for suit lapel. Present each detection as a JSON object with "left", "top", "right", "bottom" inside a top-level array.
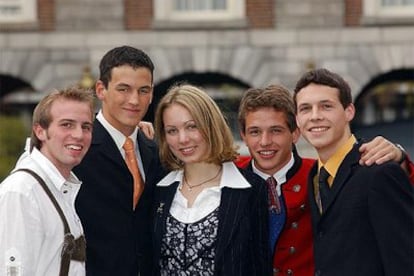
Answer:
[
  {"left": 321, "top": 144, "right": 360, "bottom": 216},
  {"left": 215, "top": 187, "right": 250, "bottom": 263},
  {"left": 153, "top": 182, "right": 179, "bottom": 265},
  {"left": 92, "top": 120, "right": 126, "bottom": 169}
]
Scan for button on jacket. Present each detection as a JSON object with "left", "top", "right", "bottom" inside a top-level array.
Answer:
[{"left": 239, "top": 149, "right": 315, "bottom": 276}]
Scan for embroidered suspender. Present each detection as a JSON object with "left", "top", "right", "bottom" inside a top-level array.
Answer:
[{"left": 15, "top": 168, "right": 86, "bottom": 276}]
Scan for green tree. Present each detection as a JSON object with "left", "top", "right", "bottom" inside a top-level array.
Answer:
[{"left": 0, "top": 116, "right": 28, "bottom": 181}]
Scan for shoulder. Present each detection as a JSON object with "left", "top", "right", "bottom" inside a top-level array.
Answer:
[
  {"left": 237, "top": 167, "right": 266, "bottom": 191},
  {"left": 0, "top": 169, "right": 40, "bottom": 199},
  {"left": 301, "top": 158, "right": 316, "bottom": 168}
]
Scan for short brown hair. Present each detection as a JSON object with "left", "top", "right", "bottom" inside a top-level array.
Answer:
[
  {"left": 31, "top": 86, "right": 95, "bottom": 150},
  {"left": 238, "top": 84, "right": 297, "bottom": 134},
  {"left": 293, "top": 68, "right": 352, "bottom": 110},
  {"left": 154, "top": 84, "right": 238, "bottom": 170}
]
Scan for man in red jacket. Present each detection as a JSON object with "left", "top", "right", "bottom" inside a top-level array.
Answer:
[{"left": 236, "top": 84, "right": 413, "bottom": 275}]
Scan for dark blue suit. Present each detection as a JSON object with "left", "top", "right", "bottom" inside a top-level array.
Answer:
[
  {"left": 74, "top": 120, "right": 166, "bottom": 276},
  {"left": 152, "top": 167, "right": 272, "bottom": 276},
  {"left": 309, "top": 142, "right": 414, "bottom": 276}
]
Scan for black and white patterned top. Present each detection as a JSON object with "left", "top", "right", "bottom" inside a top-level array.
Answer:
[{"left": 159, "top": 208, "right": 219, "bottom": 276}]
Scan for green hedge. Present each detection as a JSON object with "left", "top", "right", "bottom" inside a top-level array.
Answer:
[{"left": 0, "top": 116, "right": 28, "bottom": 181}]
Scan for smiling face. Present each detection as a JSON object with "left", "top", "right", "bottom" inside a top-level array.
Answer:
[
  {"left": 96, "top": 65, "right": 153, "bottom": 137},
  {"left": 295, "top": 83, "right": 355, "bottom": 161},
  {"left": 241, "top": 107, "right": 299, "bottom": 175},
  {"left": 162, "top": 103, "right": 208, "bottom": 166},
  {"left": 34, "top": 99, "right": 93, "bottom": 178}
]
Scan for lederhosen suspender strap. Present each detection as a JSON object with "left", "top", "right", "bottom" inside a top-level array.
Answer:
[{"left": 15, "top": 169, "right": 86, "bottom": 276}]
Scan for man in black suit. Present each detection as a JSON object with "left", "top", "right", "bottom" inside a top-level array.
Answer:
[
  {"left": 293, "top": 68, "right": 414, "bottom": 276},
  {"left": 74, "top": 46, "right": 166, "bottom": 275}
]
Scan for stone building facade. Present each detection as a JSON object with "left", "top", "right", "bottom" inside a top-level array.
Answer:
[{"left": 1, "top": 0, "right": 413, "bottom": 156}]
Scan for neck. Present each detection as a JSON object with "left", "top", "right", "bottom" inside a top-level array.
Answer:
[
  {"left": 317, "top": 131, "right": 352, "bottom": 163},
  {"left": 184, "top": 163, "right": 222, "bottom": 183}
]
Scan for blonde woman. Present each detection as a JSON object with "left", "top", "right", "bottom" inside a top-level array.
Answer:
[{"left": 152, "top": 84, "right": 271, "bottom": 276}]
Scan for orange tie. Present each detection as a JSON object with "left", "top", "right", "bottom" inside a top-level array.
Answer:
[{"left": 123, "top": 137, "right": 144, "bottom": 209}]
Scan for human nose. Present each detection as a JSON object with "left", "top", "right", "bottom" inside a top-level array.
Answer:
[
  {"left": 310, "top": 106, "right": 322, "bottom": 120},
  {"left": 259, "top": 132, "right": 272, "bottom": 147},
  {"left": 178, "top": 129, "right": 189, "bottom": 144},
  {"left": 71, "top": 125, "right": 84, "bottom": 139},
  {"left": 128, "top": 91, "right": 140, "bottom": 105}
]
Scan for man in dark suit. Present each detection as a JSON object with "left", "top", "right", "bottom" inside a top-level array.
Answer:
[
  {"left": 293, "top": 68, "right": 414, "bottom": 276},
  {"left": 236, "top": 84, "right": 413, "bottom": 276},
  {"left": 74, "top": 46, "right": 166, "bottom": 276}
]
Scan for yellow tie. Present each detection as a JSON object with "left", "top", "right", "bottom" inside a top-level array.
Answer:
[{"left": 123, "top": 137, "right": 144, "bottom": 209}]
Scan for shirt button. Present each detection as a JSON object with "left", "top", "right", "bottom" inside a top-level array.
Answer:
[
  {"left": 9, "top": 256, "right": 15, "bottom": 262},
  {"left": 63, "top": 190, "right": 68, "bottom": 194},
  {"left": 300, "top": 204, "right": 306, "bottom": 211},
  {"left": 293, "top": 184, "right": 301, "bottom": 192},
  {"left": 273, "top": 268, "right": 280, "bottom": 275},
  {"left": 289, "top": 247, "right": 296, "bottom": 254},
  {"left": 291, "top": 222, "right": 298, "bottom": 229},
  {"left": 287, "top": 269, "right": 293, "bottom": 275}
]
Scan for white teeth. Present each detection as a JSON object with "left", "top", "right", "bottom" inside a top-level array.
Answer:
[
  {"left": 181, "top": 147, "right": 194, "bottom": 153},
  {"left": 66, "top": 145, "right": 82, "bottom": 150},
  {"left": 259, "top": 150, "right": 274, "bottom": 156},
  {"left": 310, "top": 127, "right": 328, "bottom": 132}
]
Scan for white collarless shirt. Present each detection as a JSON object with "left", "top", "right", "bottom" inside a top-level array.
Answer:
[{"left": 0, "top": 148, "right": 85, "bottom": 276}]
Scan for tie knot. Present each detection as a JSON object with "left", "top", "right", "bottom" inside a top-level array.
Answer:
[
  {"left": 319, "top": 166, "right": 330, "bottom": 183},
  {"left": 266, "top": 176, "right": 277, "bottom": 186},
  {"left": 123, "top": 137, "right": 135, "bottom": 152}
]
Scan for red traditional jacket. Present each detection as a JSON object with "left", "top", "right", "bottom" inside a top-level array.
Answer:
[{"left": 236, "top": 152, "right": 315, "bottom": 276}]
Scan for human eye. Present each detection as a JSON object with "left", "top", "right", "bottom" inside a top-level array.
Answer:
[
  {"left": 187, "top": 123, "right": 198, "bottom": 130},
  {"left": 271, "top": 127, "right": 283, "bottom": 134},
  {"left": 61, "top": 122, "right": 73, "bottom": 129},
  {"left": 247, "top": 128, "right": 260, "bottom": 136},
  {"left": 298, "top": 105, "right": 310, "bottom": 113},
  {"left": 117, "top": 86, "right": 129, "bottom": 93},
  {"left": 322, "top": 103, "right": 333, "bottom": 110},
  {"left": 165, "top": 128, "right": 178, "bottom": 135},
  {"left": 138, "top": 87, "right": 152, "bottom": 95},
  {"left": 82, "top": 123, "right": 93, "bottom": 132}
]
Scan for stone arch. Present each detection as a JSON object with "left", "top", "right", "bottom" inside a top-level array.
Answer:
[{"left": 149, "top": 46, "right": 269, "bottom": 89}]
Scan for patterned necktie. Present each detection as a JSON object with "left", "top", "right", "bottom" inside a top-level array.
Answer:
[
  {"left": 123, "top": 137, "right": 144, "bottom": 209},
  {"left": 318, "top": 166, "right": 330, "bottom": 213},
  {"left": 266, "top": 176, "right": 286, "bottom": 253}
]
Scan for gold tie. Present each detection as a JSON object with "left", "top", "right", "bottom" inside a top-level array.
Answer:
[{"left": 123, "top": 137, "right": 144, "bottom": 209}]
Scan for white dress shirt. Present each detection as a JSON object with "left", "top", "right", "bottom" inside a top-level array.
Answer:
[
  {"left": 96, "top": 111, "right": 146, "bottom": 180},
  {"left": 252, "top": 152, "right": 295, "bottom": 196},
  {"left": 0, "top": 148, "right": 85, "bottom": 276},
  {"left": 157, "top": 161, "right": 251, "bottom": 223}
]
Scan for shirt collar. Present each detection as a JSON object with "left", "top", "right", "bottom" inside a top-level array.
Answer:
[
  {"left": 157, "top": 161, "right": 251, "bottom": 189},
  {"left": 96, "top": 110, "right": 139, "bottom": 150},
  {"left": 29, "top": 147, "right": 81, "bottom": 190},
  {"left": 319, "top": 134, "right": 357, "bottom": 178},
  {"left": 252, "top": 152, "right": 294, "bottom": 184}
]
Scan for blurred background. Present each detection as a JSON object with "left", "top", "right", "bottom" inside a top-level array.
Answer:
[{"left": 1, "top": 0, "right": 413, "bottom": 180}]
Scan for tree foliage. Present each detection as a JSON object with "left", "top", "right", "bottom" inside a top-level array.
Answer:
[{"left": 0, "top": 116, "right": 28, "bottom": 181}]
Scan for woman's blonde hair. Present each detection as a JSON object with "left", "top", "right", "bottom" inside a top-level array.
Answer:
[{"left": 154, "top": 84, "right": 238, "bottom": 170}]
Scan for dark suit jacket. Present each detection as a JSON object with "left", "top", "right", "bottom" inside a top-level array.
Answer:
[
  {"left": 308, "top": 142, "right": 414, "bottom": 276},
  {"left": 152, "top": 167, "right": 272, "bottom": 276},
  {"left": 74, "top": 120, "right": 166, "bottom": 276}
]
